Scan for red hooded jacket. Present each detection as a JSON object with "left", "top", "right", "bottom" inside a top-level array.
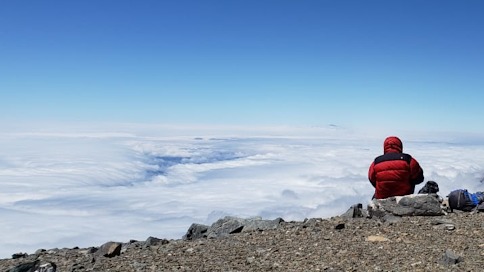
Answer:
[{"left": 368, "top": 136, "right": 424, "bottom": 199}]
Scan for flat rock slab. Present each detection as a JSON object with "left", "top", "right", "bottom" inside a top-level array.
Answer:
[
  {"left": 207, "top": 216, "right": 284, "bottom": 238},
  {"left": 369, "top": 194, "right": 444, "bottom": 216}
]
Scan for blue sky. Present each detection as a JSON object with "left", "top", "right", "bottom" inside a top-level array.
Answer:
[{"left": 1, "top": 1, "right": 484, "bottom": 133}]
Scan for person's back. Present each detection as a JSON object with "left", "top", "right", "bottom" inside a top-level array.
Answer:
[{"left": 368, "top": 136, "right": 424, "bottom": 199}]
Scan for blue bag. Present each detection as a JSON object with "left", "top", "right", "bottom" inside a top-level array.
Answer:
[{"left": 448, "top": 189, "right": 484, "bottom": 212}]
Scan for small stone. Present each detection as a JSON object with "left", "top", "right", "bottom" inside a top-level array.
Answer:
[
  {"left": 246, "top": 256, "right": 255, "bottom": 264},
  {"left": 444, "top": 224, "right": 456, "bottom": 231},
  {"left": 366, "top": 235, "right": 390, "bottom": 242},
  {"left": 431, "top": 219, "right": 454, "bottom": 225},
  {"left": 334, "top": 223, "right": 345, "bottom": 230},
  {"left": 131, "top": 261, "right": 147, "bottom": 270},
  {"left": 439, "top": 249, "right": 462, "bottom": 265},
  {"left": 411, "top": 261, "right": 422, "bottom": 267},
  {"left": 433, "top": 223, "right": 456, "bottom": 231},
  {"left": 47, "top": 249, "right": 59, "bottom": 254},
  {"left": 382, "top": 214, "right": 402, "bottom": 224}
]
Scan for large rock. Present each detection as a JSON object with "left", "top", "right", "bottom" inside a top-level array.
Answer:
[
  {"left": 8, "top": 260, "right": 56, "bottom": 272},
  {"left": 237, "top": 217, "right": 284, "bottom": 232},
  {"left": 8, "top": 260, "right": 38, "bottom": 272},
  {"left": 206, "top": 216, "right": 246, "bottom": 238},
  {"left": 11, "top": 253, "right": 27, "bottom": 260},
  {"left": 183, "top": 223, "right": 209, "bottom": 240},
  {"left": 95, "top": 242, "right": 122, "bottom": 258},
  {"left": 340, "top": 203, "right": 369, "bottom": 219},
  {"left": 369, "top": 194, "right": 444, "bottom": 216},
  {"left": 186, "top": 216, "right": 284, "bottom": 239},
  {"left": 144, "top": 236, "right": 169, "bottom": 247}
]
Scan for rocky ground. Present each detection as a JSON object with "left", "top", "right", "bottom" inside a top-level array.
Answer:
[{"left": 1, "top": 210, "right": 483, "bottom": 272}]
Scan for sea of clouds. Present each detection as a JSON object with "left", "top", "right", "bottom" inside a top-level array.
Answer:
[{"left": 0, "top": 124, "right": 483, "bottom": 258}]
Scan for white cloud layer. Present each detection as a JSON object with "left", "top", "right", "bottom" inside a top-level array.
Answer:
[{"left": 0, "top": 124, "right": 483, "bottom": 258}]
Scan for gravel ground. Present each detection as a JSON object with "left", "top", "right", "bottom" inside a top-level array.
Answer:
[{"left": 1, "top": 212, "right": 483, "bottom": 271}]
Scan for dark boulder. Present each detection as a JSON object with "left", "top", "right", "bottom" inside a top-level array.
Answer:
[
  {"left": 95, "top": 242, "right": 122, "bottom": 258},
  {"left": 144, "top": 236, "right": 169, "bottom": 247},
  {"left": 11, "top": 253, "right": 27, "bottom": 260},
  {"left": 8, "top": 260, "right": 56, "bottom": 272},
  {"left": 183, "top": 223, "right": 209, "bottom": 240}
]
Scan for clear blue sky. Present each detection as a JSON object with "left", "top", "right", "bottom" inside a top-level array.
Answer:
[{"left": 1, "top": 1, "right": 483, "bottom": 133}]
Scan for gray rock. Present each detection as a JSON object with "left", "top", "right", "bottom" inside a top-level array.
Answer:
[
  {"left": 8, "top": 260, "right": 56, "bottom": 272},
  {"left": 36, "top": 262, "right": 57, "bottom": 272},
  {"left": 206, "top": 216, "right": 284, "bottom": 239},
  {"left": 95, "top": 242, "right": 122, "bottom": 258},
  {"left": 34, "top": 249, "right": 46, "bottom": 255},
  {"left": 144, "top": 236, "right": 169, "bottom": 247},
  {"left": 431, "top": 218, "right": 454, "bottom": 225},
  {"left": 69, "top": 263, "right": 85, "bottom": 272},
  {"left": 207, "top": 216, "right": 245, "bottom": 238},
  {"left": 369, "top": 194, "right": 444, "bottom": 216},
  {"left": 382, "top": 214, "right": 402, "bottom": 224},
  {"left": 8, "top": 261, "right": 37, "bottom": 272},
  {"left": 442, "top": 224, "right": 456, "bottom": 231},
  {"left": 46, "top": 249, "right": 59, "bottom": 254},
  {"left": 183, "top": 223, "right": 209, "bottom": 240},
  {"left": 11, "top": 253, "right": 27, "bottom": 260},
  {"left": 303, "top": 218, "right": 322, "bottom": 227},
  {"left": 439, "top": 249, "right": 462, "bottom": 265},
  {"left": 130, "top": 261, "right": 147, "bottom": 271},
  {"left": 121, "top": 240, "right": 144, "bottom": 254},
  {"left": 341, "top": 203, "right": 370, "bottom": 219},
  {"left": 241, "top": 217, "right": 284, "bottom": 232}
]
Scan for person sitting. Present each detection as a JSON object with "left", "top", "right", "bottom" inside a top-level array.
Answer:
[{"left": 368, "top": 136, "right": 424, "bottom": 199}]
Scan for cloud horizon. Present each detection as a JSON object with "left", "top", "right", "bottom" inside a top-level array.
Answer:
[{"left": 0, "top": 125, "right": 483, "bottom": 258}]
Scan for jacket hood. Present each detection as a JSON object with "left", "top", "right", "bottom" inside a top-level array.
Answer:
[{"left": 384, "top": 136, "right": 403, "bottom": 153}]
